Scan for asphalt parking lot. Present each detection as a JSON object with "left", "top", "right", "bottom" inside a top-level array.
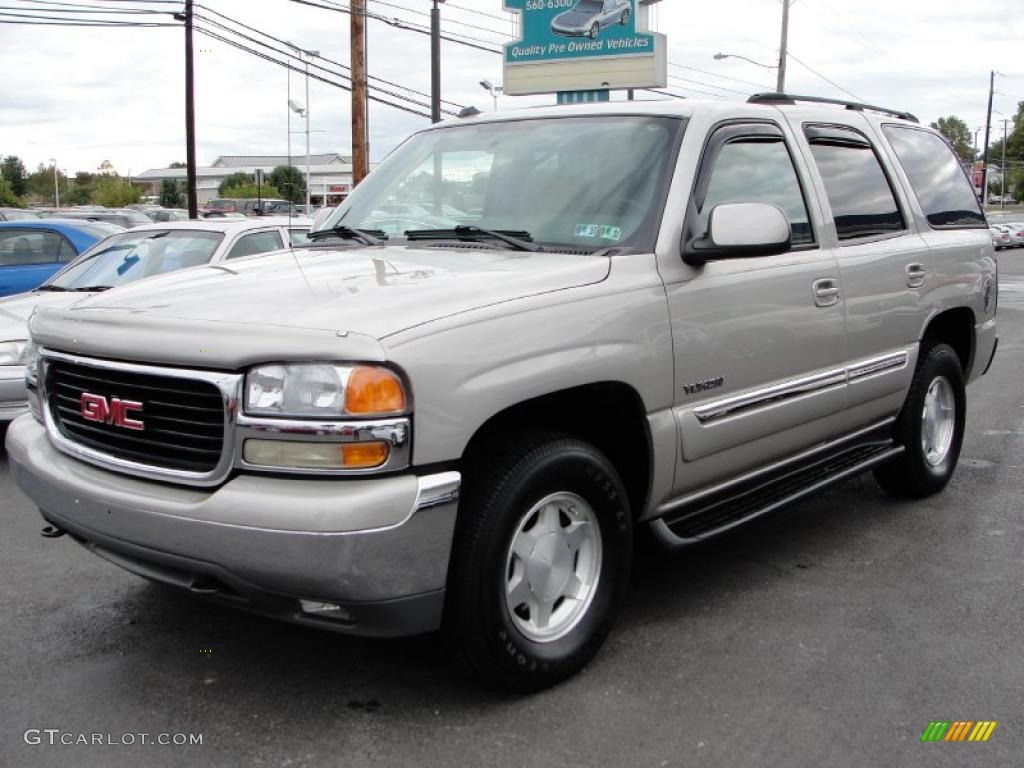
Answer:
[{"left": 2, "top": 248, "right": 1023, "bottom": 767}]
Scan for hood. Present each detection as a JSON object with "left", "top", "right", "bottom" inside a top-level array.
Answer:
[
  {"left": 0, "top": 291, "right": 93, "bottom": 340},
  {"left": 29, "top": 245, "right": 610, "bottom": 368},
  {"left": 553, "top": 10, "right": 595, "bottom": 27}
]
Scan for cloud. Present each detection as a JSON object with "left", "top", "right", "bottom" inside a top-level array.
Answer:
[{"left": 0, "top": 0, "right": 1020, "bottom": 176}]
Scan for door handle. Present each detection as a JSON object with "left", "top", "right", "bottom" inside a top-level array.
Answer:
[
  {"left": 906, "top": 263, "right": 926, "bottom": 288},
  {"left": 812, "top": 278, "right": 840, "bottom": 308}
]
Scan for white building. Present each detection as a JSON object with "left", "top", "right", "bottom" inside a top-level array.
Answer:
[{"left": 136, "top": 153, "right": 355, "bottom": 206}]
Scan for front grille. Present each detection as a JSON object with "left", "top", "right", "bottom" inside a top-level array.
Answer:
[{"left": 46, "top": 359, "right": 225, "bottom": 473}]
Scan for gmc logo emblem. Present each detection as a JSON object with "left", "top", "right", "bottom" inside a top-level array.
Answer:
[{"left": 79, "top": 393, "right": 145, "bottom": 431}]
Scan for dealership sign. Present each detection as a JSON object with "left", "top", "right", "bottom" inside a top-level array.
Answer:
[{"left": 503, "top": 0, "right": 667, "bottom": 96}]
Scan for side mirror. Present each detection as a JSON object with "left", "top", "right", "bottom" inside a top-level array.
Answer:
[{"left": 683, "top": 202, "right": 792, "bottom": 267}]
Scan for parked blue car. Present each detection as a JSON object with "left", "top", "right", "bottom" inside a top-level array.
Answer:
[{"left": 0, "top": 219, "right": 122, "bottom": 297}]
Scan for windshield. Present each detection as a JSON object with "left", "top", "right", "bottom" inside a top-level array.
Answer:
[
  {"left": 573, "top": 0, "right": 603, "bottom": 12},
  {"left": 323, "top": 115, "right": 683, "bottom": 251},
  {"left": 45, "top": 229, "right": 223, "bottom": 290}
]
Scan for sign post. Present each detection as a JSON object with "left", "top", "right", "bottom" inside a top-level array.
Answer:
[{"left": 502, "top": 1, "right": 666, "bottom": 100}]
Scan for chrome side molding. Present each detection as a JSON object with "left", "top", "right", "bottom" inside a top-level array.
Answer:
[{"left": 692, "top": 349, "right": 911, "bottom": 424}]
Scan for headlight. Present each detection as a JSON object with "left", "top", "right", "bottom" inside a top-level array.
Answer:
[
  {"left": 244, "top": 363, "right": 407, "bottom": 417},
  {"left": 0, "top": 339, "right": 28, "bottom": 366}
]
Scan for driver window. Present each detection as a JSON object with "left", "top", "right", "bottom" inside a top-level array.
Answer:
[{"left": 700, "top": 137, "right": 813, "bottom": 246}]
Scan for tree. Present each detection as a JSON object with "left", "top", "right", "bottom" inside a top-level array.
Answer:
[
  {"left": 0, "top": 178, "right": 21, "bottom": 207},
  {"left": 218, "top": 172, "right": 254, "bottom": 196},
  {"left": 168, "top": 161, "right": 187, "bottom": 169},
  {"left": 0, "top": 155, "right": 28, "bottom": 196},
  {"left": 220, "top": 182, "right": 282, "bottom": 200},
  {"left": 92, "top": 175, "right": 141, "bottom": 207},
  {"left": 26, "top": 163, "right": 68, "bottom": 204},
  {"left": 1005, "top": 102, "right": 1024, "bottom": 163},
  {"left": 929, "top": 116, "right": 974, "bottom": 163},
  {"left": 269, "top": 165, "right": 306, "bottom": 205},
  {"left": 159, "top": 178, "right": 184, "bottom": 208},
  {"left": 64, "top": 184, "right": 92, "bottom": 206}
]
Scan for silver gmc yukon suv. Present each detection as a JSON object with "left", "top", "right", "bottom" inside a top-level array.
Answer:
[{"left": 7, "top": 94, "right": 997, "bottom": 691}]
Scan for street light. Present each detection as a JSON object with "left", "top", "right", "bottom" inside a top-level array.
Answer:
[
  {"left": 48, "top": 157, "right": 59, "bottom": 208},
  {"left": 713, "top": 52, "right": 776, "bottom": 69},
  {"left": 479, "top": 79, "right": 503, "bottom": 111},
  {"left": 287, "top": 42, "right": 319, "bottom": 212}
]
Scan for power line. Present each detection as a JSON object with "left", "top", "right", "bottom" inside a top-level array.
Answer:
[
  {"left": 366, "top": 0, "right": 511, "bottom": 40},
  {"left": 290, "top": 0, "right": 502, "bottom": 54},
  {"left": 192, "top": 11, "right": 457, "bottom": 114},
  {"left": 445, "top": 2, "right": 515, "bottom": 23},
  {"left": 668, "top": 73, "right": 748, "bottom": 97},
  {"left": 669, "top": 62, "right": 772, "bottom": 91},
  {"left": 0, "top": 10, "right": 173, "bottom": 24},
  {"left": 193, "top": 24, "right": 433, "bottom": 119},
  {"left": 4, "top": 1, "right": 448, "bottom": 117},
  {"left": 3, "top": 0, "right": 165, "bottom": 12},
  {"left": 194, "top": 2, "right": 463, "bottom": 108},
  {"left": 787, "top": 51, "right": 862, "bottom": 101}
]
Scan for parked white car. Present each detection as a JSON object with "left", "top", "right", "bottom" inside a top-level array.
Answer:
[{"left": 0, "top": 217, "right": 310, "bottom": 422}]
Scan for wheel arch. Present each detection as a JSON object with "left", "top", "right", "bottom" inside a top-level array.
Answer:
[
  {"left": 460, "top": 381, "right": 653, "bottom": 521},
  {"left": 920, "top": 305, "right": 975, "bottom": 376}
]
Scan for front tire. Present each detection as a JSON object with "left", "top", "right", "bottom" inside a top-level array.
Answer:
[
  {"left": 874, "top": 342, "right": 966, "bottom": 497},
  {"left": 590, "top": 22, "right": 600, "bottom": 39},
  {"left": 446, "top": 433, "right": 632, "bottom": 692},
  {"left": 620, "top": 9, "right": 630, "bottom": 25}
]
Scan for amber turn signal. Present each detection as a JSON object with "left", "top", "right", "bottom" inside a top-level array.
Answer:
[
  {"left": 340, "top": 441, "right": 390, "bottom": 468},
  {"left": 345, "top": 366, "right": 406, "bottom": 415}
]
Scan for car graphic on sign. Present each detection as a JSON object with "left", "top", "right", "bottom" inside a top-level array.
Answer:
[{"left": 551, "top": 0, "right": 632, "bottom": 39}]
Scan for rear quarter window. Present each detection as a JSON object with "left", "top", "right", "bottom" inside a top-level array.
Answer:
[{"left": 881, "top": 125, "right": 985, "bottom": 228}]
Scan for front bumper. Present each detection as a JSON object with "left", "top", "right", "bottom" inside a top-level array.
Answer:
[
  {"left": 0, "top": 364, "right": 27, "bottom": 422},
  {"left": 6, "top": 416, "right": 460, "bottom": 637}
]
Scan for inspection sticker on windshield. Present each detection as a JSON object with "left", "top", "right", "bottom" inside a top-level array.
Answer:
[{"left": 575, "top": 224, "right": 622, "bottom": 241}]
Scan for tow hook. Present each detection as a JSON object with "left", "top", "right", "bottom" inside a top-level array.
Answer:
[{"left": 41, "top": 524, "right": 67, "bottom": 539}]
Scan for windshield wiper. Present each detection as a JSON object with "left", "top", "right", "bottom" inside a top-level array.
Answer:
[
  {"left": 35, "top": 285, "right": 71, "bottom": 292},
  {"left": 405, "top": 226, "right": 542, "bottom": 252},
  {"left": 306, "top": 225, "right": 387, "bottom": 246},
  {"left": 68, "top": 285, "right": 113, "bottom": 292}
]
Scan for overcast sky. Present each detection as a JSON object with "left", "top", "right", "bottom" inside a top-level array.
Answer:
[{"left": 1, "top": 0, "right": 1021, "bottom": 177}]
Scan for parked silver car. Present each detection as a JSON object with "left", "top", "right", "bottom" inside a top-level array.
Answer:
[
  {"left": 0, "top": 217, "right": 310, "bottom": 422},
  {"left": 8, "top": 96, "right": 996, "bottom": 691},
  {"left": 551, "top": 0, "right": 631, "bottom": 38}
]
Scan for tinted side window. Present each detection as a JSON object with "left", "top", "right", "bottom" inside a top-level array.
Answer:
[
  {"left": 700, "top": 138, "right": 813, "bottom": 245},
  {"left": 806, "top": 127, "right": 904, "bottom": 241},
  {"left": 289, "top": 229, "right": 311, "bottom": 246},
  {"left": 0, "top": 230, "right": 65, "bottom": 265},
  {"left": 226, "top": 230, "right": 284, "bottom": 259},
  {"left": 882, "top": 125, "right": 985, "bottom": 228}
]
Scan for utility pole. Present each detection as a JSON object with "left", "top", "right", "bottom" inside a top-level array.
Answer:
[
  {"left": 351, "top": 0, "right": 369, "bottom": 186},
  {"left": 431, "top": 0, "right": 444, "bottom": 123},
  {"left": 49, "top": 158, "right": 59, "bottom": 207},
  {"left": 184, "top": 0, "right": 198, "bottom": 218},
  {"left": 1000, "top": 118, "right": 1009, "bottom": 210},
  {"left": 981, "top": 70, "right": 994, "bottom": 209},
  {"left": 776, "top": 0, "right": 790, "bottom": 93},
  {"left": 304, "top": 56, "right": 312, "bottom": 212}
]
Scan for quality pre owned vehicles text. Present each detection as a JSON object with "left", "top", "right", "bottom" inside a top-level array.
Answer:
[{"left": 6, "top": 95, "right": 997, "bottom": 691}]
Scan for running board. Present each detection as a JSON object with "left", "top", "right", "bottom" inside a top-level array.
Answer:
[{"left": 651, "top": 442, "right": 904, "bottom": 548}]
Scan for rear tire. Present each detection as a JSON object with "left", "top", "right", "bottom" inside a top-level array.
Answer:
[
  {"left": 445, "top": 432, "right": 632, "bottom": 692},
  {"left": 873, "top": 342, "right": 966, "bottom": 497},
  {"left": 590, "top": 22, "right": 600, "bottom": 39}
]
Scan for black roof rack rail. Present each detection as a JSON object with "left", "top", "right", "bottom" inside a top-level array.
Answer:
[{"left": 746, "top": 92, "right": 918, "bottom": 123}]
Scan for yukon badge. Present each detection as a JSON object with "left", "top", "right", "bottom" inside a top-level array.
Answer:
[{"left": 683, "top": 377, "right": 724, "bottom": 396}]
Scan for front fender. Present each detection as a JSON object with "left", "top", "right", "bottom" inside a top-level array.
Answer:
[{"left": 382, "top": 259, "right": 673, "bottom": 466}]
